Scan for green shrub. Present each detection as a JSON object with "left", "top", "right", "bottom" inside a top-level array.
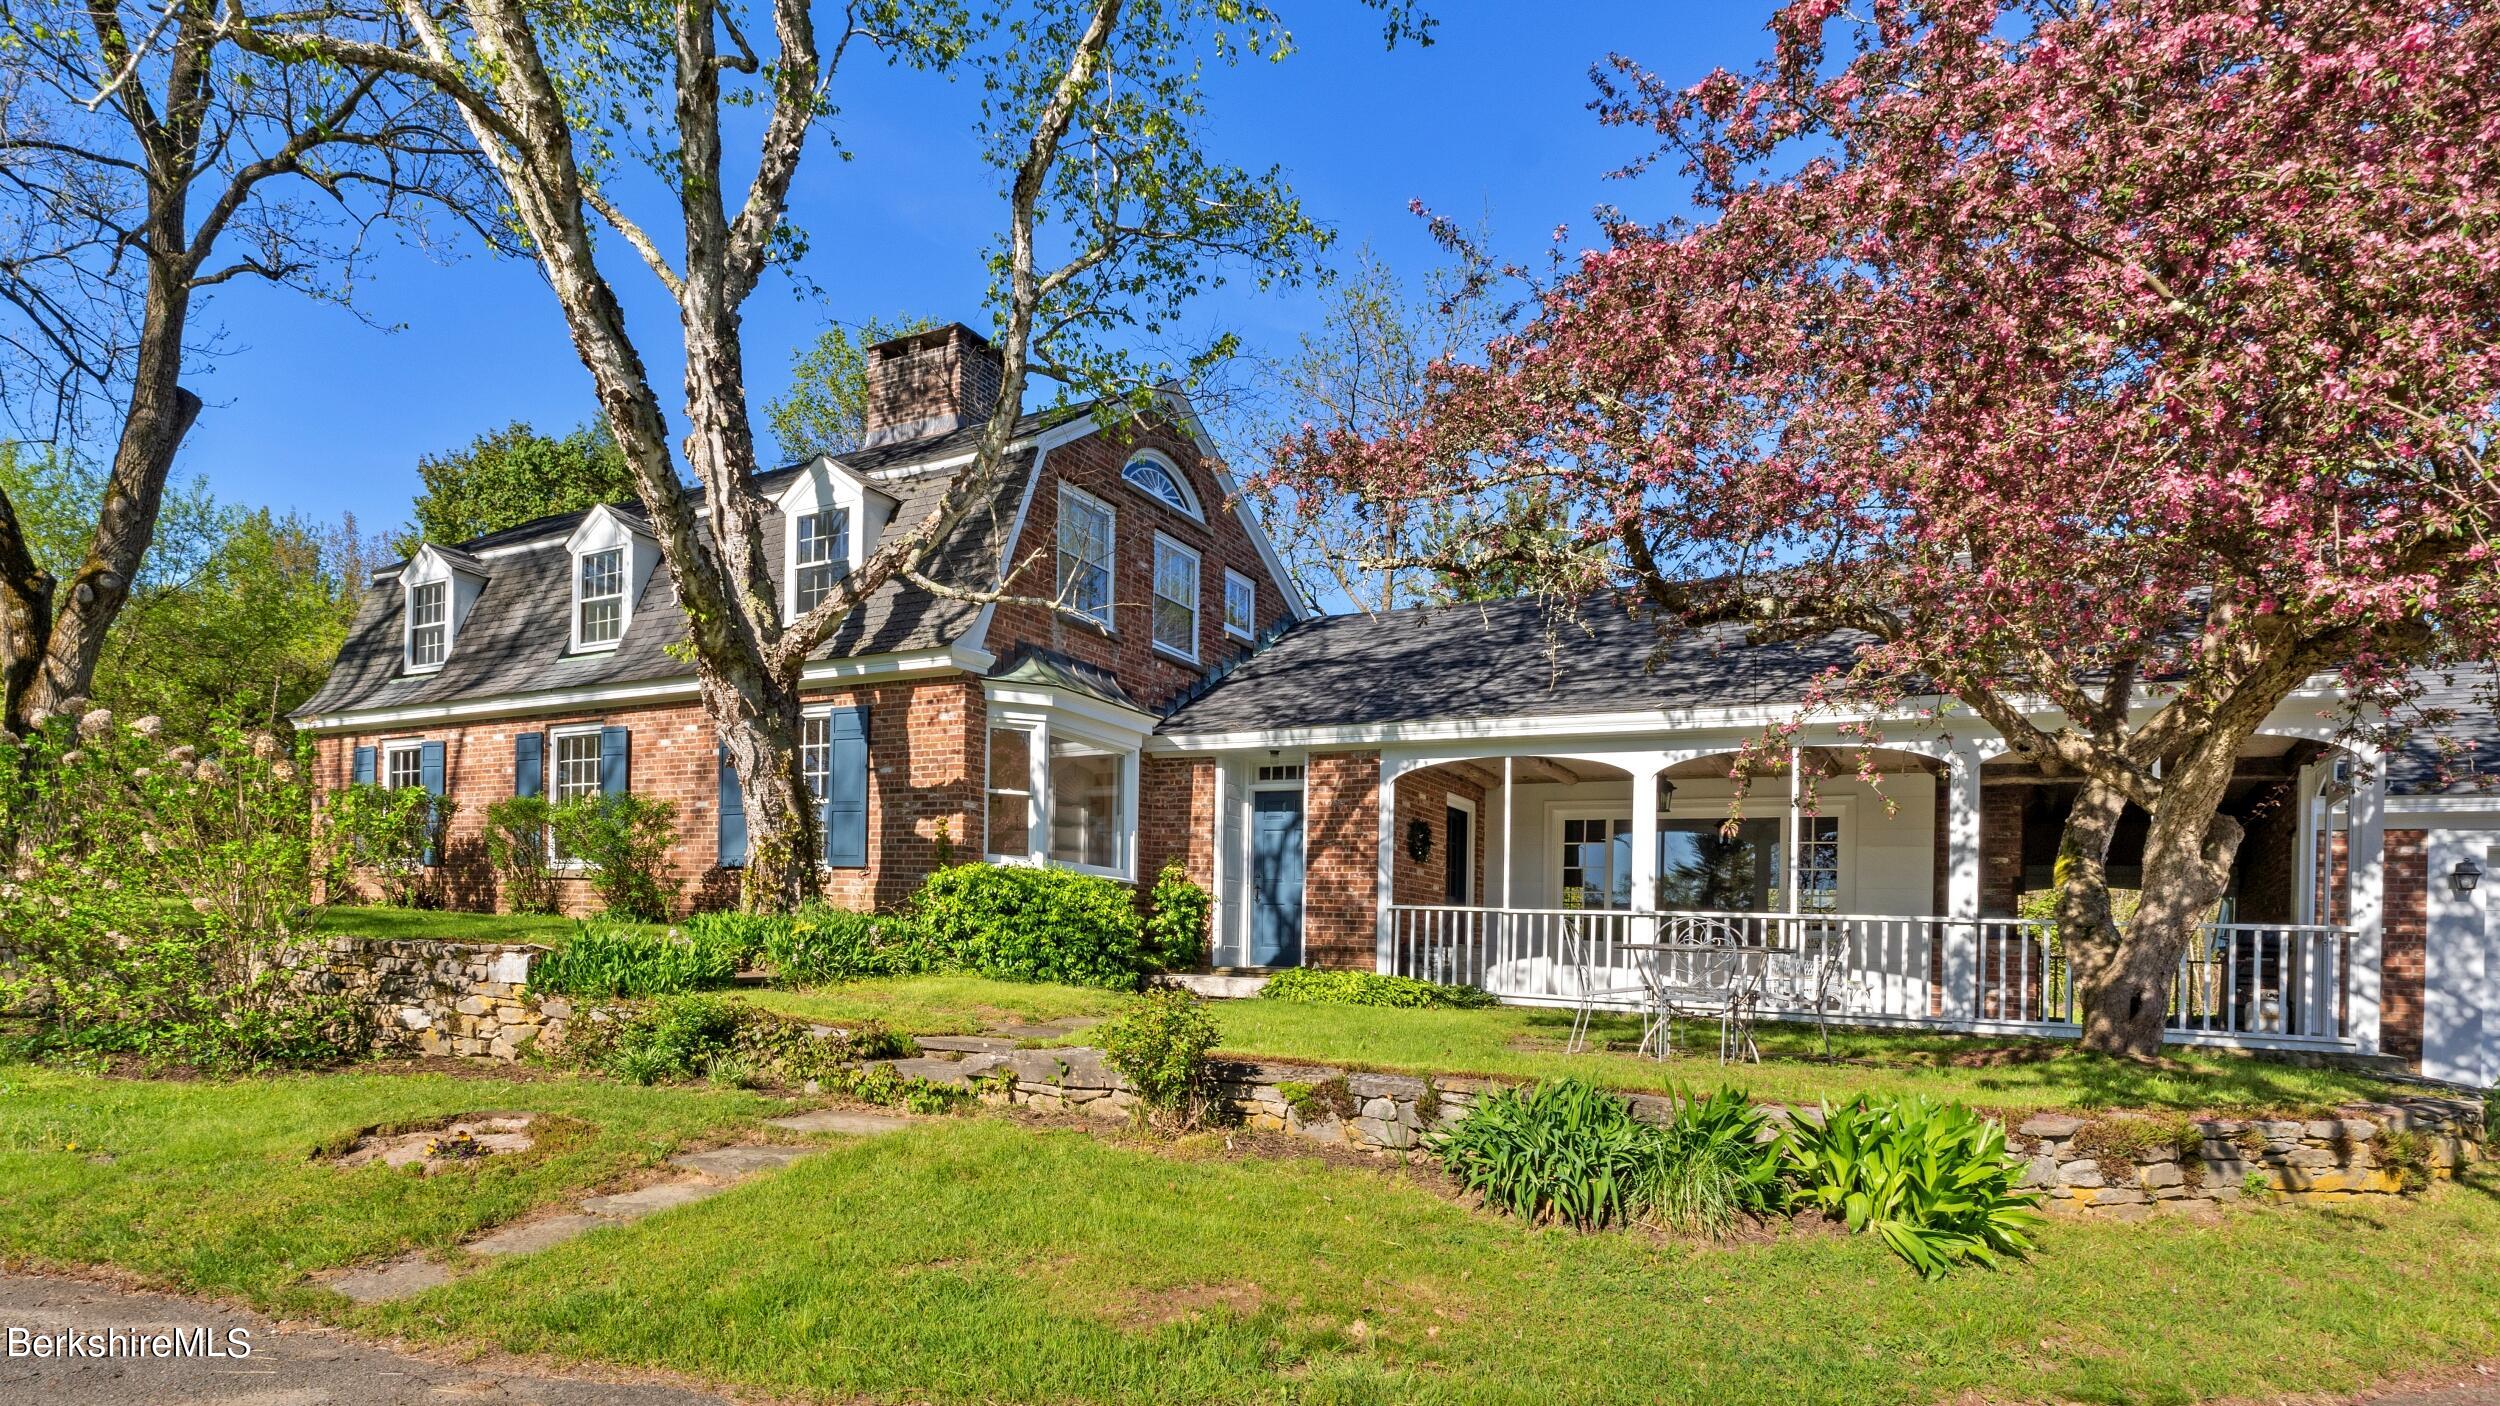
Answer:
[
  {"left": 1142, "top": 861, "right": 1213, "bottom": 971},
  {"left": 1100, "top": 989, "right": 1221, "bottom": 1121},
  {"left": 548, "top": 793, "right": 681, "bottom": 921},
  {"left": 1278, "top": 1076, "right": 1357, "bottom": 1123},
  {"left": 764, "top": 903, "right": 931, "bottom": 985},
  {"left": 819, "top": 1061, "right": 972, "bottom": 1115},
  {"left": 531, "top": 920, "right": 737, "bottom": 998},
  {"left": 680, "top": 909, "right": 779, "bottom": 970},
  {"left": 1260, "top": 967, "right": 1497, "bottom": 1009},
  {"left": 481, "top": 795, "right": 559, "bottom": 914},
  {"left": 559, "top": 992, "right": 903, "bottom": 1086},
  {"left": 1644, "top": 1089, "right": 1787, "bottom": 1238},
  {"left": 324, "top": 782, "right": 449, "bottom": 908},
  {"left": 907, "top": 862, "right": 1149, "bottom": 989},
  {"left": 1, "top": 711, "right": 363, "bottom": 1071},
  {"left": 1781, "top": 1096, "right": 2046, "bottom": 1278},
  {"left": 1433, "top": 1078, "right": 1660, "bottom": 1229}
]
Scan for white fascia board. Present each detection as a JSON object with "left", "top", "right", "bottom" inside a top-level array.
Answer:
[
  {"left": 1152, "top": 387, "right": 1313, "bottom": 621},
  {"left": 984, "top": 680, "right": 1157, "bottom": 746},
  {"left": 1147, "top": 697, "right": 1965, "bottom": 755},
  {"left": 298, "top": 648, "right": 972, "bottom": 734}
]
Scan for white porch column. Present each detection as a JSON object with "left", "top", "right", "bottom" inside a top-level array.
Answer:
[
  {"left": 1500, "top": 755, "right": 1515, "bottom": 911},
  {"left": 1938, "top": 740, "right": 1985, "bottom": 1022},
  {"left": 1628, "top": 760, "right": 1662, "bottom": 915},
  {"left": 2345, "top": 750, "right": 2387, "bottom": 1056},
  {"left": 1376, "top": 758, "right": 1401, "bottom": 976},
  {"left": 1785, "top": 746, "right": 1803, "bottom": 913}
]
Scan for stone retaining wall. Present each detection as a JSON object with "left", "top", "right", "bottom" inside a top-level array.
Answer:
[
  {"left": 891, "top": 1041, "right": 2485, "bottom": 1218},
  {"left": 294, "top": 937, "right": 572, "bottom": 1059}
]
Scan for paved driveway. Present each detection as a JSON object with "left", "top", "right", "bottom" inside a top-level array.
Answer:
[{"left": 0, "top": 1271, "right": 737, "bottom": 1404}]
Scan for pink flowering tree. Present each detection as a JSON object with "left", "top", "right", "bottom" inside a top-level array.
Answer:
[{"left": 1278, "top": 0, "right": 2500, "bottom": 1058}]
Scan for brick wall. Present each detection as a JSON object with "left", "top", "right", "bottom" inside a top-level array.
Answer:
[
  {"left": 2384, "top": 828, "right": 2428, "bottom": 1068},
  {"left": 1981, "top": 782, "right": 2026, "bottom": 917},
  {"left": 1389, "top": 768, "right": 1487, "bottom": 908},
  {"left": 984, "top": 416, "right": 1293, "bottom": 714},
  {"left": 1138, "top": 755, "right": 1218, "bottom": 890},
  {"left": 1303, "top": 751, "right": 1381, "bottom": 969},
  {"left": 317, "top": 677, "right": 984, "bottom": 917}
]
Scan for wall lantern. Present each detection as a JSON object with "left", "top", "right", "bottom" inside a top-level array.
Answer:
[
  {"left": 2453, "top": 857, "right": 2484, "bottom": 896},
  {"left": 1406, "top": 819, "right": 1434, "bottom": 863},
  {"left": 1657, "top": 776, "right": 1678, "bottom": 814}
]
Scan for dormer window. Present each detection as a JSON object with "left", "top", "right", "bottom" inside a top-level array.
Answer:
[
  {"left": 408, "top": 583, "right": 448, "bottom": 669},
  {"left": 793, "top": 507, "right": 850, "bottom": 614},
  {"left": 777, "top": 457, "right": 897, "bottom": 624},
  {"left": 576, "top": 546, "right": 627, "bottom": 649},
  {"left": 399, "top": 544, "right": 486, "bottom": 675},
  {"left": 1120, "top": 450, "right": 1202, "bottom": 520}
]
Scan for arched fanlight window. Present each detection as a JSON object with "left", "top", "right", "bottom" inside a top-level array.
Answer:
[{"left": 1120, "top": 451, "right": 1201, "bottom": 519}]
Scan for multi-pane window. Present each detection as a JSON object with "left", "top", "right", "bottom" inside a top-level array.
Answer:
[
  {"left": 1121, "top": 455, "right": 1195, "bottom": 516},
  {"left": 1151, "top": 536, "right": 1199, "bottom": 660},
  {"left": 1224, "top": 571, "right": 1256, "bottom": 640},
  {"left": 408, "top": 582, "right": 448, "bottom": 669},
  {"left": 1561, "top": 817, "right": 1632, "bottom": 910},
  {"left": 792, "top": 508, "right": 849, "bottom": 615},
  {"left": 1796, "top": 815, "right": 1841, "bottom": 913},
  {"left": 1056, "top": 487, "right": 1114, "bottom": 625},
  {"left": 1046, "top": 736, "right": 1123, "bottom": 870},
  {"left": 550, "top": 729, "right": 604, "bottom": 861},
  {"left": 384, "top": 743, "right": 424, "bottom": 791},
  {"left": 985, "top": 725, "right": 1034, "bottom": 857},
  {"left": 577, "top": 547, "right": 626, "bottom": 647},
  {"left": 799, "top": 714, "right": 832, "bottom": 805}
]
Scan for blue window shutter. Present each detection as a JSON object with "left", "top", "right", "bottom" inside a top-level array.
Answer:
[
  {"left": 419, "top": 741, "right": 448, "bottom": 867},
  {"left": 824, "top": 705, "right": 869, "bottom": 869},
  {"left": 599, "top": 726, "right": 630, "bottom": 795},
  {"left": 718, "top": 745, "right": 747, "bottom": 868},
  {"left": 514, "top": 732, "right": 543, "bottom": 797},
  {"left": 351, "top": 745, "right": 376, "bottom": 786}
]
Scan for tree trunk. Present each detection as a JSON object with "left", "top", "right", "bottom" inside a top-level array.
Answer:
[
  {"left": 703, "top": 667, "right": 821, "bottom": 912},
  {"left": 2076, "top": 730, "right": 2248, "bottom": 1058},
  {"left": 13, "top": 268, "right": 202, "bottom": 730},
  {"left": 0, "top": 485, "right": 54, "bottom": 735},
  {"left": 2050, "top": 775, "right": 2128, "bottom": 1036}
]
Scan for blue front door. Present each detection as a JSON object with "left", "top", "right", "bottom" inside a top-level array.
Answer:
[{"left": 1250, "top": 789, "right": 1305, "bottom": 967}]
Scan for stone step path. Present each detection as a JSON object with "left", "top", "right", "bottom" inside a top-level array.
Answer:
[{"left": 322, "top": 1112, "right": 912, "bottom": 1303}]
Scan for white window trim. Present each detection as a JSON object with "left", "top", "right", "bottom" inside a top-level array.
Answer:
[
  {"left": 983, "top": 718, "right": 1043, "bottom": 866},
  {"left": 1119, "top": 448, "right": 1204, "bottom": 521},
  {"left": 1150, "top": 532, "right": 1201, "bottom": 665},
  {"left": 798, "top": 702, "right": 842, "bottom": 872},
  {"left": 1223, "top": 568, "right": 1257, "bottom": 642},
  {"left": 381, "top": 739, "right": 425, "bottom": 791},
  {"left": 786, "top": 507, "right": 852, "bottom": 623},
  {"left": 546, "top": 724, "right": 607, "bottom": 870},
  {"left": 571, "top": 545, "right": 628, "bottom": 654},
  {"left": 405, "top": 580, "right": 449, "bottom": 674},
  {"left": 1056, "top": 483, "right": 1117, "bottom": 631}
]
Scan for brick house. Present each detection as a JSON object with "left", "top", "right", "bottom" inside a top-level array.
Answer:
[
  {"left": 299, "top": 324, "right": 2500, "bottom": 1085},
  {"left": 296, "top": 323, "right": 1310, "bottom": 915}
]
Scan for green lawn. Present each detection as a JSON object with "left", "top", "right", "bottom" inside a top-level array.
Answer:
[
  {"left": 3, "top": 1061, "right": 2497, "bottom": 1405},
  {"left": 748, "top": 977, "right": 2407, "bottom": 1114}
]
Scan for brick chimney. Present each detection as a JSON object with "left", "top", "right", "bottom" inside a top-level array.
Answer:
[{"left": 861, "top": 323, "right": 1004, "bottom": 447}]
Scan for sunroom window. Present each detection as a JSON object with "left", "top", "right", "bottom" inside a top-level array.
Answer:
[
  {"left": 1046, "top": 735, "right": 1124, "bottom": 871},
  {"left": 985, "top": 725, "right": 1034, "bottom": 857},
  {"left": 577, "top": 547, "right": 626, "bottom": 648}
]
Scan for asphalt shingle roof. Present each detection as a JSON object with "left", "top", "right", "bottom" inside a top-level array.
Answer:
[{"left": 296, "top": 416, "right": 1060, "bottom": 720}]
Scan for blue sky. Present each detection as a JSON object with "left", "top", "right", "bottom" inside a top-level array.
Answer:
[{"left": 175, "top": 5, "right": 1767, "bottom": 535}]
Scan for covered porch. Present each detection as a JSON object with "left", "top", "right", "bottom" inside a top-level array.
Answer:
[{"left": 1368, "top": 732, "right": 2383, "bottom": 1056}]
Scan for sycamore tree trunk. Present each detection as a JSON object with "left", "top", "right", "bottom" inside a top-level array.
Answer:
[{"left": 701, "top": 665, "right": 821, "bottom": 912}]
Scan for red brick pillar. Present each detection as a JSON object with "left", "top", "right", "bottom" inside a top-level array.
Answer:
[
  {"left": 1303, "top": 751, "right": 1381, "bottom": 969},
  {"left": 2382, "top": 829, "right": 2429, "bottom": 1069}
]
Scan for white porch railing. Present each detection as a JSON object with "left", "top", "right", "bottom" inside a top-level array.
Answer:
[{"left": 1384, "top": 906, "right": 2354, "bottom": 1050}]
